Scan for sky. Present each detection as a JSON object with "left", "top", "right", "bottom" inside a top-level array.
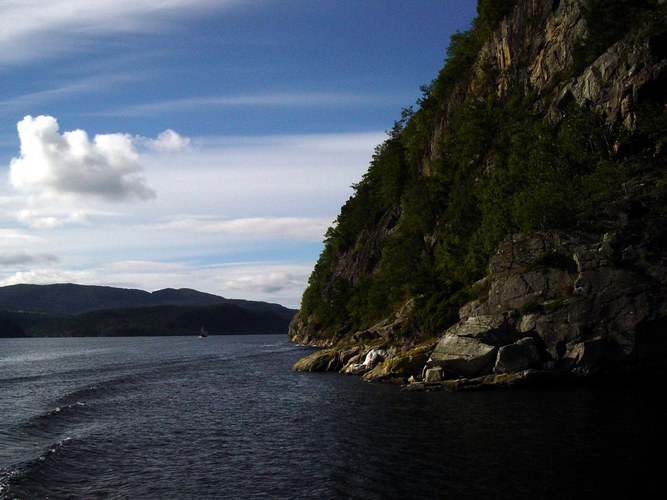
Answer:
[{"left": 0, "top": 0, "right": 478, "bottom": 308}]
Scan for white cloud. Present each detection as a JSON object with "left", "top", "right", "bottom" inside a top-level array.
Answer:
[
  {"left": 107, "top": 91, "right": 399, "bottom": 116},
  {"left": 0, "top": 73, "right": 141, "bottom": 110},
  {"left": 0, "top": 269, "right": 97, "bottom": 287},
  {"left": 149, "top": 215, "right": 331, "bottom": 241},
  {"left": 0, "top": 229, "right": 44, "bottom": 245},
  {"left": 139, "top": 129, "right": 191, "bottom": 151},
  {"left": 0, "top": 0, "right": 237, "bottom": 64},
  {"left": 221, "top": 270, "right": 306, "bottom": 294},
  {"left": 142, "top": 131, "right": 385, "bottom": 219},
  {"left": 10, "top": 115, "right": 156, "bottom": 201},
  {"left": 17, "top": 209, "right": 90, "bottom": 229},
  {"left": 101, "top": 260, "right": 314, "bottom": 306},
  {"left": 0, "top": 260, "right": 312, "bottom": 307},
  {"left": 0, "top": 252, "right": 59, "bottom": 267},
  {"left": 1, "top": 130, "right": 382, "bottom": 307}
]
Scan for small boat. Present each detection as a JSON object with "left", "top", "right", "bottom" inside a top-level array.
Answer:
[{"left": 199, "top": 327, "right": 208, "bottom": 338}]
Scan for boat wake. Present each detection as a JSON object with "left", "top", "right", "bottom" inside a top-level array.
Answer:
[{"left": 0, "top": 437, "right": 74, "bottom": 500}]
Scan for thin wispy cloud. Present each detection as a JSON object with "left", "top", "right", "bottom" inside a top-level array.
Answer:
[
  {"left": 103, "top": 91, "right": 398, "bottom": 117},
  {"left": 100, "top": 260, "right": 314, "bottom": 302},
  {"left": 0, "top": 73, "right": 142, "bottom": 109},
  {"left": 0, "top": 252, "right": 60, "bottom": 267},
  {"left": 148, "top": 216, "right": 332, "bottom": 241},
  {"left": 221, "top": 269, "right": 307, "bottom": 294},
  {"left": 141, "top": 131, "right": 385, "bottom": 220},
  {"left": 0, "top": 1, "right": 477, "bottom": 307},
  {"left": 17, "top": 209, "right": 90, "bottom": 229},
  {"left": 0, "top": 0, "right": 238, "bottom": 64},
  {"left": 0, "top": 229, "right": 43, "bottom": 245},
  {"left": 0, "top": 259, "right": 314, "bottom": 305},
  {"left": 0, "top": 269, "right": 97, "bottom": 287}
]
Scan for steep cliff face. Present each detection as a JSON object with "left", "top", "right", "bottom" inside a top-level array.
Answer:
[
  {"left": 424, "top": 177, "right": 666, "bottom": 387},
  {"left": 290, "top": 0, "right": 666, "bottom": 387}
]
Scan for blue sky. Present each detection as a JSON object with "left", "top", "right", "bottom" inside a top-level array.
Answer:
[{"left": 0, "top": 1, "right": 477, "bottom": 308}]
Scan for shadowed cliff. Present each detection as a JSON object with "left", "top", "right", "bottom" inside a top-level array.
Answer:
[{"left": 290, "top": 0, "right": 666, "bottom": 388}]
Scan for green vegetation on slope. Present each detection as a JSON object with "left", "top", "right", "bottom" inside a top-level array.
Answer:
[
  {"left": 0, "top": 284, "right": 297, "bottom": 337},
  {"left": 298, "top": 0, "right": 666, "bottom": 340},
  {"left": 26, "top": 304, "right": 293, "bottom": 337}
]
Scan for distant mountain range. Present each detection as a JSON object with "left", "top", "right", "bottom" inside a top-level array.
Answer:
[{"left": 0, "top": 284, "right": 296, "bottom": 338}]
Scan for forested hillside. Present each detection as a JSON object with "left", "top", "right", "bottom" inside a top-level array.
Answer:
[
  {"left": 0, "top": 284, "right": 295, "bottom": 337},
  {"left": 290, "top": 0, "right": 666, "bottom": 387}
]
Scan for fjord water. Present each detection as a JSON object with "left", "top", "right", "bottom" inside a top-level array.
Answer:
[{"left": 0, "top": 336, "right": 663, "bottom": 499}]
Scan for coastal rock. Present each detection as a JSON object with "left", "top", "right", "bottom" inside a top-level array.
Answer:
[
  {"left": 494, "top": 337, "right": 541, "bottom": 374},
  {"left": 361, "top": 343, "right": 434, "bottom": 382},
  {"left": 429, "top": 212, "right": 666, "bottom": 381},
  {"left": 487, "top": 268, "right": 572, "bottom": 312},
  {"left": 292, "top": 346, "right": 362, "bottom": 372},
  {"left": 288, "top": 0, "right": 666, "bottom": 389},
  {"left": 353, "top": 299, "right": 417, "bottom": 343},
  {"left": 292, "top": 348, "right": 338, "bottom": 372},
  {"left": 342, "top": 348, "right": 386, "bottom": 376},
  {"left": 562, "top": 338, "right": 619, "bottom": 374},
  {"left": 429, "top": 334, "right": 497, "bottom": 378},
  {"left": 424, "top": 367, "right": 444, "bottom": 383},
  {"left": 488, "top": 233, "right": 559, "bottom": 277},
  {"left": 406, "top": 369, "right": 570, "bottom": 392},
  {"left": 441, "top": 313, "right": 521, "bottom": 346}
]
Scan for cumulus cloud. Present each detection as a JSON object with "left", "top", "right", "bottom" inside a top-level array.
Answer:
[
  {"left": 1, "top": 129, "right": 382, "bottom": 307},
  {"left": 138, "top": 129, "right": 191, "bottom": 151},
  {"left": 10, "top": 115, "right": 156, "bottom": 201}
]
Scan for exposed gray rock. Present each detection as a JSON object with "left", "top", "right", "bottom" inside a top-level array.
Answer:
[
  {"left": 488, "top": 233, "right": 559, "bottom": 277},
  {"left": 289, "top": 0, "right": 666, "bottom": 390},
  {"left": 343, "top": 363, "right": 371, "bottom": 376},
  {"left": 292, "top": 346, "right": 362, "bottom": 372},
  {"left": 494, "top": 337, "right": 541, "bottom": 374},
  {"left": 429, "top": 207, "right": 666, "bottom": 382},
  {"left": 341, "top": 348, "right": 386, "bottom": 376},
  {"left": 361, "top": 342, "right": 436, "bottom": 382},
  {"left": 424, "top": 367, "right": 444, "bottom": 383},
  {"left": 364, "top": 348, "right": 386, "bottom": 367},
  {"left": 487, "top": 268, "right": 572, "bottom": 312},
  {"left": 551, "top": 24, "right": 667, "bottom": 127},
  {"left": 406, "top": 369, "right": 571, "bottom": 392},
  {"left": 429, "top": 334, "right": 497, "bottom": 378},
  {"left": 562, "top": 338, "right": 620, "bottom": 374},
  {"left": 292, "top": 348, "right": 338, "bottom": 372},
  {"left": 441, "top": 312, "right": 521, "bottom": 347},
  {"left": 364, "top": 299, "right": 416, "bottom": 341}
]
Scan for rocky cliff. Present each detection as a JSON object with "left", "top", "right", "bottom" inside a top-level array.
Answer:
[{"left": 290, "top": 0, "right": 666, "bottom": 389}]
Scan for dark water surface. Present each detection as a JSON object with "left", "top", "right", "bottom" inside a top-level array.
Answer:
[{"left": 0, "top": 335, "right": 664, "bottom": 499}]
